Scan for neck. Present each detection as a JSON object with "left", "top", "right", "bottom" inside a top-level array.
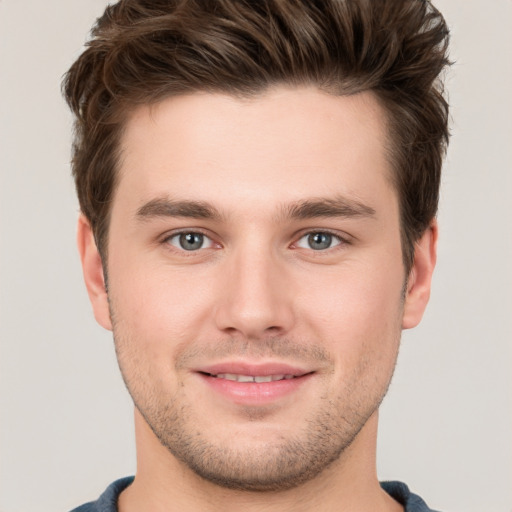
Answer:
[{"left": 118, "top": 409, "right": 403, "bottom": 512}]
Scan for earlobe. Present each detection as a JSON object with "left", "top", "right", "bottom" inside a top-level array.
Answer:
[
  {"left": 77, "top": 215, "right": 112, "bottom": 331},
  {"left": 402, "top": 220, "right": 438, "bottom": 330}
]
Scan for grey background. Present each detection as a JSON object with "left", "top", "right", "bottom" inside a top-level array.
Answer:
[{"left": 0, "top": 1, "right": 511, "bottom": 511}]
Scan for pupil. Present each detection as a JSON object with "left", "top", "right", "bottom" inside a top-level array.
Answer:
[
  {"left": 180, "top": 233, "right": 203, "bottom": 250},
  {"left": 309, "top": 233, "right": 331, "bottom": 250}
]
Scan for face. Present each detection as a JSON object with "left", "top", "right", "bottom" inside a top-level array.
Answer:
[{"left": 80, "top": 87, "right": 436, "bottom": 491}]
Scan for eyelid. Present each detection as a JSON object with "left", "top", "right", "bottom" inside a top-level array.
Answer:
[
  {"left": 291, "top": 229, "right": 352, "bottom": 250},
  {"left": 160, "top": 228, "right": 220, "bottom": 251}
]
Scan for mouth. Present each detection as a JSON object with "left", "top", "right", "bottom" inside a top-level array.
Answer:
[
  {"left": 202, "top": 373, "right": 299, "bottom": 383},
  {"left": 195, "top": 364, "right": 314, "bottom": 404}
]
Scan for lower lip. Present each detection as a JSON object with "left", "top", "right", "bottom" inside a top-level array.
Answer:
[{"left": 197, "top": 373, "right": 312, "bottom": 404}]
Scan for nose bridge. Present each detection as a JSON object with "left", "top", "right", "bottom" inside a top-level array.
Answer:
[{"left": 214, "top": 237, "right": 294, "bottom": 338}]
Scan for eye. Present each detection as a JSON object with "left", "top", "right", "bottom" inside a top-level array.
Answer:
[
  {"left": 166, "top": 232, "right": 214, "bottom": 251},
  {"left": 295, "top": 232, "right": 342, "bottom": 251}
]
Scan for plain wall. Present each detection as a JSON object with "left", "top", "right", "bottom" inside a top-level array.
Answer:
[{"left": 0, "top": 1, "right": 511, "bottom": 511}]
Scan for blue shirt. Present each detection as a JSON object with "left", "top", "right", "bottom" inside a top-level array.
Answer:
[{"left": 70, "top": 477, "right": 441, "bottom": 511}]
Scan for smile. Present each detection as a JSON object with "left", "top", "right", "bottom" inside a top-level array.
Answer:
[
  {"left": 197, "top": 367, "right": 313, "bottom": 404},
  {"left": 209, "top": 373, "right": 296, "bottom": 383}
]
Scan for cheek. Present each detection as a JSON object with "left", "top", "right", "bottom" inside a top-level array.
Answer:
[
  {"left": 296, "top": 262, "right": 404, "bottom": 363},
  {"left": 108, "top": 261, "right": 214, "bottom": 349},
  {"left": 299, "top": 260, "right": 404, "bottom": 322}
]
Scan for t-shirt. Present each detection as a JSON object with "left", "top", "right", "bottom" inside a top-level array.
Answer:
[{"left": 70, "top": 477, "right": 441, "bottom": 511}]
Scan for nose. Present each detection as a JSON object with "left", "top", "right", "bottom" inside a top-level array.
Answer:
[{"left": 213, "top": 246, "right": 295, "bottom": 340}]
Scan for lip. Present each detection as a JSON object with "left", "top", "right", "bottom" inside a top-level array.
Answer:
[
  {"left": 198, "top": 361, "right": 311, "bottom": 377},
  {"left": 195, "top": 361, "right": 314, "bottom": 405}
]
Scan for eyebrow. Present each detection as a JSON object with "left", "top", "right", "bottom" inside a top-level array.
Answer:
[
  {"left": 135, "top": 195, "right": 376, "bottom": 222},
  {"left": 136, "top": 198, "right": 222, "bottom": 221},
  {"left": 282, "top": 196, "right": 376, "bottom": 220}
]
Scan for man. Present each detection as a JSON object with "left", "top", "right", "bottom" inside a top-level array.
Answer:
[{"left": 64, "top": 0, "right": 450, "bottom": 510}]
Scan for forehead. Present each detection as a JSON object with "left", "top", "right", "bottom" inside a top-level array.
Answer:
[{"left": 115, "top": 87, "right": 395, "bottom": 216}]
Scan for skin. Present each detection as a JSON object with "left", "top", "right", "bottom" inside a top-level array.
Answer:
[{"left": 78, "top": 87, "right": 437, "bottom": 512}]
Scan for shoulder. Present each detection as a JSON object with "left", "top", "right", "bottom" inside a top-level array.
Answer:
[
  {"left": 69, "top": 477, "right": 135, "bottom": 512},
  {"left": 381, "top": 481, "right": 442, "bottom": 512}
]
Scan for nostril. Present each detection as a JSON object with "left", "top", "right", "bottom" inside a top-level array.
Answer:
[{"left": 213, "top": 290, "right": 295, "bottom": 339}]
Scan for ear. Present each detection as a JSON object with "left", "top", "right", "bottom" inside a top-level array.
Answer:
[
  {"left": 77, "top": 215, "right": 112, "bottom": 331},
  {"left": 402, "top": 220, "right": 438, "bottom": 330}
]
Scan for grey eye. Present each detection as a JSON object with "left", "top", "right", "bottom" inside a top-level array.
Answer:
[
  {"left": 296, "top": 232, "right": 341, "bottom": 251},
  {"left": 308, "top": 233, "right": 332, "bottom": 250},
  {"left": 168, "top": 232, "right": 213, "bottom": 251}
]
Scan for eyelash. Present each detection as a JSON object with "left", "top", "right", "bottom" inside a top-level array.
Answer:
[
  {"left": 293, "top": 230, "right": 350, "bottom": 252},
  {"left": 161, "top": 229, "right": 217, "bottom": 253},
  {"left": 160, "top": 229, "right": 351, "bottom": 254}
]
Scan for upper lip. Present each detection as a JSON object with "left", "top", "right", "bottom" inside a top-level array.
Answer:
[{"left": 196, "top": 361, "right": 312, "bottom": 377}]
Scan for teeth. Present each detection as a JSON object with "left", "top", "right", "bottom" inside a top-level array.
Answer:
[
  {"left": 214, "top": 373, "right": 294, "bottom": 382},
  {"left": 236, "top": 374, "right": 254, "bottom": 383}
]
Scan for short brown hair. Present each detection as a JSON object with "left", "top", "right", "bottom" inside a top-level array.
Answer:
[{"left": 63, "top": 0, "right": 450, "bottom": 270}]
